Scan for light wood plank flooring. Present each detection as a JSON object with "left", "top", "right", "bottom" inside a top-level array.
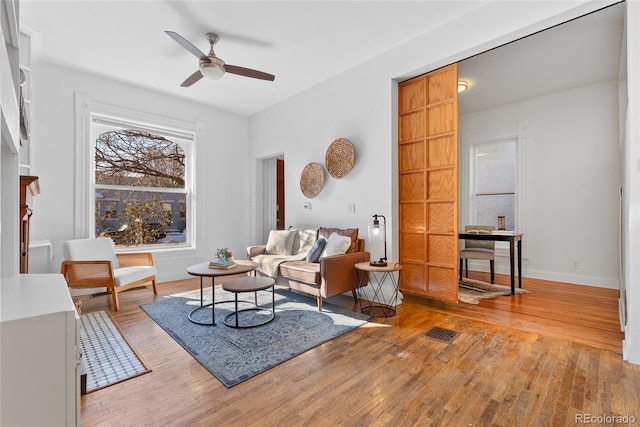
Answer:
[{"left": 79, "top": 273, "right": 639, "bottom": 426}]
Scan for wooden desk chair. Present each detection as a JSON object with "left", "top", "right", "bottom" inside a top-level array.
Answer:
[
  {"left": 459, "top": 225, "right": 495, "bottom": 283},
  {"left": 60, "top": 238, "right": 158, "bottom": 311}
]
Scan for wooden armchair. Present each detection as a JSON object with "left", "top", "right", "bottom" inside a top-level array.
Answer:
[{"left": 60, "top": 238, "right": 158, "bottom": 311}]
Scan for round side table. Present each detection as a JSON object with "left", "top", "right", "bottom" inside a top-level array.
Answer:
[
  {"left": 355, "top": 262, "right": 402, "bottom": 317},
  {"left": 221, "top": 276, "right": 276, "bottom": 328}
]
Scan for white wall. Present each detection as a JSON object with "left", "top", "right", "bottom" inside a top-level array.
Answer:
[
  {"left": 29, "top": 62, "right": 251, "bottom": 282},
  {"left": 622, "top": 0, "right": 640, "bottom": 364},
  {"left": 249, "top": 69, "right": 395, "bottom": 262},
  {"left": 459, "top": 81, "right": 620, "bottom": 288}
]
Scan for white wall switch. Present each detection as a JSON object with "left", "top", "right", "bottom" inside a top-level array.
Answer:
[{"left": 303, "top": 202, "right": 311, "bottom": 210}]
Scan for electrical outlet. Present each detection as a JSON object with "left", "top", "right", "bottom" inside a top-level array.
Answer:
[
  {"left": 347, "top": 203, "right": 355, "bottom": 214},
  {"left": 303, "top": 203, "right": 311, "bottom": 210},
  {"left": 572, "top": 260, "right": 581, "bottom": 269}
]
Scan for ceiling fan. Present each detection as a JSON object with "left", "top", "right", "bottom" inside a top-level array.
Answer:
[{"left": 165, "top": 31, "right": 275, "bottom": 87}]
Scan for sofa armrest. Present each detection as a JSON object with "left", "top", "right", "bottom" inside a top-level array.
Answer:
[
  {"left": 319, "top": 251, "right": 371, "bottom": 297},
  {"left": 247, "top": 244, "right": 267, "bottom": 260},
  {"left": 116, "top": 252, "right": 154, "bottom": 267}
]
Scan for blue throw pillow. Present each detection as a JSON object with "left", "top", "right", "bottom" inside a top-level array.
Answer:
[{"left": 306, "top": 238, "right": 327, "bottom": 263}]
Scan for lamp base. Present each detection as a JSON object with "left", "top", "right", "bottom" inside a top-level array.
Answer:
[{"left": 369, "top": 260, "right": 388, "bottom": 267}]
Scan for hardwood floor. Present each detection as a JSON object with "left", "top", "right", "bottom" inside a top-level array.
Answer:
[{"left": 79, "top": 273, "right": 639, "bottom": 426}]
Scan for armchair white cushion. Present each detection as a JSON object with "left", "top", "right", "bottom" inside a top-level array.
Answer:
[{"left": 61, "top": 238, "right": 158, "bottom": 311}]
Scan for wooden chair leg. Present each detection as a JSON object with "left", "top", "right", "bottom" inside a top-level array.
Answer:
[
  {"left": 151, "top": 278, "right": 158, "bottom": 294},
  {"left": 111, "top": 287, "right": 120, "bottom": 311},
  {"left": 351, "top": 289, "right": 358, "bottom": 302},
  {"left": 317, "top": 296, "right": 323, "bottom": 312}
]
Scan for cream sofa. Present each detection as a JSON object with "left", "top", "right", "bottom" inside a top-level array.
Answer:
[{"left": 247, "top": 227, "right": 370, "bottom": 311}]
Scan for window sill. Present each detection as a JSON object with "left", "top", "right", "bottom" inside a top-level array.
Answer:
[{"left": 116, "top": 245, "right": 197, "bottom": 261}]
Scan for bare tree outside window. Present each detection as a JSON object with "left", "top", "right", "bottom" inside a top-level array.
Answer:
[{"left": 94, "top": 130, "right": 187, "bottom": 247}]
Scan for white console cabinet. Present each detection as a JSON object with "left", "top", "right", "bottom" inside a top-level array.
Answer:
[{"left": 1, "top": 274, "right": 81, "bottom": 426}]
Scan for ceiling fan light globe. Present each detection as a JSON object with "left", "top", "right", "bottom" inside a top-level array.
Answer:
[{"left": 200, "top": 58, "right": 225, "bottom": 80}]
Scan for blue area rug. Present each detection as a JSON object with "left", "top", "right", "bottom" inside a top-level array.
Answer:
[{"left": 140, "top": 288, "right": 371, "bottom": 387}]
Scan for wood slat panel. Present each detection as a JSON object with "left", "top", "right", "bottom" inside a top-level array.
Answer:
[
  {"left": 428, "top": 135, "right": 456, "bottom": 168},
  {"left": 400, "top": 231, "right": 425, "bottom": 262},
  {"left": 399, "top": 262, "right": 426, "bottom": 293},
  {"left": 400, "top": 110, "right": 425, "bottom": 142},
  {"left": 427, "top": 266, "right": 457, "bottom": 302},
  {"left": 427, "top": 169, "right": 455, "bottom": 200},
  {"left": 400, "top": 202, "right": 425, "bottom": 232},
  {"left": 400, "top": 171, "right": 425, "bottom": 201},
  {"left": 427, "top": 102, "right": 455, "bottom": 136},
  {"left": 427, "top": 202, "right": 455, "bottom": 232},
  {"left": 427, "top": 234, "right": 456, "bottom": 264},
  {"left": 399, "top": 77, "right": 426, "bottom": 113},
  {"left": 428, "top": 68, "right": 457, "bottom": 104},
  {"left": 399, "top": 141, "right": 425, "bottom": 172}
]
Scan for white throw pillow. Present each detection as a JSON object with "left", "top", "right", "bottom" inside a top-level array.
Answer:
[
  {"left": 265, "top": 230, "right": 298, "bottom": 256},
  {"left": 320, "top": 232, "right": 352, "bottom": 258}
]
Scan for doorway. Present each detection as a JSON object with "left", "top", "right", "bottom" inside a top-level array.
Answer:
[{"left": 259, "top": 155, "right": 285, "bottom": 243}]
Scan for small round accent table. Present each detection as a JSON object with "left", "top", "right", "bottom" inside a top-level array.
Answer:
[
  {"left": 355, "top": 262, "right": 402, "bottom": 317},
  {"left": 221, "top": 276, "right": 276, "bottom": 328},
  {"left": 186, "top": 260, "right": 258, "bottom": 326}
]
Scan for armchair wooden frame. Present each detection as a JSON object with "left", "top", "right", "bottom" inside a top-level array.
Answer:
[{"left": 61, "top": 252, "right": 157, "bottom": 311}]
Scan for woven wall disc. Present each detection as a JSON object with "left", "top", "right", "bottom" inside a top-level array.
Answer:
[
  {"left": 326, "top": 138, "right": 355, "bottom": 179},
  {"left": 300, "top": 162, "right": 325, "bottom": 198}
]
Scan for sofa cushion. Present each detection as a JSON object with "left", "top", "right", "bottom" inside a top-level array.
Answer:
[
  {"left": 318, "top": 227, "right": 359, "bottom": 253},
  {"left": 265, "top": 230, "right": 298, "bottom": 255},
  {"left": 306, "top": 237, "right": 326, "bottom": 263},
  {"left": 279, "top": 261, "right": 321, "bottom": 286},
  {"left": 321, "top": 232, "right": 352, "bottom": 258}
]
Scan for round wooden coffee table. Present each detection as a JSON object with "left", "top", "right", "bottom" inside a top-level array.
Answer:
[
  {"left": 221, "top": 276, "right": 276, "bottom": 328},
  {"left": 186, "top": 260, "right": 258, "bottom": 326}
]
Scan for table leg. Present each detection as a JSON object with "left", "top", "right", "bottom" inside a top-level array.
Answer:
[
  {"left": 517, "top": 238, "right": 523, "bottom": 289},
  {"left": 211, "top": 277, "right": 216, "bottom": 324},
  {"left": 509, "top": 238, "right": 515, "bottom": 295},
  {"left": 234, "top": 293, "right": 239, "bottom": 328},
  {"left": 188, "top": 276, "right": 217, "bottom": 326},
  {"left": 359, "top": 271, "right": 398, "bottom": 317}
]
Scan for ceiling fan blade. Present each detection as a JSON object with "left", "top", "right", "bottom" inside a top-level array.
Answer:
[
  {"left": 225, "top": 65, "right": 275, "bottom": 81},
  {"left": 181, "top": 70, "right": 204, "bottom": 87},
  {"left": 165, "top": 31, "right": 208, "bottom": 60}
]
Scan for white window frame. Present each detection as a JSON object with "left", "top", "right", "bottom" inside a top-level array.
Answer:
[
  {"left": 460, "top": 120, "right": 528, "bottom": 257},
  {"left": 75, "top": 92, "right": 202, "bottom": 257}
]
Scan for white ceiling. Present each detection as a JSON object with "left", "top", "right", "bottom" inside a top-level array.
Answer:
[
  {"left": 20, "top": 1, "right": 624, "bottom": 117},
  {"left": 458, "top": 2, "right": 624, "bottom": 115}
]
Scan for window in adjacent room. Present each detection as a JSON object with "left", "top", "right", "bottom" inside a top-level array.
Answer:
[
  {"left": 473, "top": 140, "right": 516, "bottom": 231},
  {"left": 92, "top": 122, "right": 191, "bottom": 248}
]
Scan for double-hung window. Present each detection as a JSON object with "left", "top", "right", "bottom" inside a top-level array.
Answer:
[
  {"left": 91, "top": 116, "right": 193, "bottom": 249},
  {"left": 473, "top": 141, "right": 516, "bottom": 231}
]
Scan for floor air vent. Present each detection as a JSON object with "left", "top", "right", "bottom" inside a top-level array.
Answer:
[{"left": 422, "top": 326, "right": 460, "bottom": 344}]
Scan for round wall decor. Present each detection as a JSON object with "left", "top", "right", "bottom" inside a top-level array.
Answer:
[
  {"left": 325, "top": 137, "right": 355, "bottom": 179},
  {"left": 299, "top": 162, "right": 325, "bottom": 198}
]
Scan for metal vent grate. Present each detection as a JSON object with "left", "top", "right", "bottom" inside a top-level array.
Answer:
[{"left": 422, "top": 326, "right": 460, "bottom": 344}]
